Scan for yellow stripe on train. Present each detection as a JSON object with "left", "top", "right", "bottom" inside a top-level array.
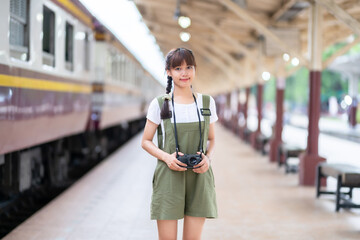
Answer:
[
  {"left": 56, "top": 0, "right": 92, "bottom": 27},
  {"left": 0, "top": 74, "right": 92, "bottom": 93}
]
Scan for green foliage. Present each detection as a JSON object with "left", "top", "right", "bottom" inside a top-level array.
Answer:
[
  {"left": 284, "top": 67, "right": 309, "bottom": 110},
  {"left": 322, "top": 42, "right": 347, "bottom": 61},
  {"left": 279, "top": 40, "right": 359, "bottom": 112},
  {"left": 348, "top": 43, "right": 360, "bottom": 55},
  {"left": 321, "top": 70, "right": 347, "bottom": 103},
  {"left": 250, "top": 85, "right": 257, "bottom": 95},
  {"left": 322, "top": 41, "right": 360, "bottom": 61},
  {"left": 283, "top": 68, "right": 347, "bottom": 111},
  {"left": 263, "top": 77, "right": 276, "bottom": 103}
]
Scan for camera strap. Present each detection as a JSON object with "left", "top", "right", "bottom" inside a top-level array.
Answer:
[{"left": 171, "top": 93, "right": 203, "bottom": 157}]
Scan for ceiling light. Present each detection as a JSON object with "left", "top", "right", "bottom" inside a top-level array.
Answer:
[
  {"left": 262, "top": 71, "right": 271, "bottom": 81},
  {"left": 180, "top": 32, "right": 191, "bottom": 42},
  {"left": 178, "top": 16, "right": 191, "bottom": 29},
  {"left": 283, "top": 53, "right": 290, "bottom": 62},
  {"left": 291, "top": 57, "right": 299, "bottom": 66}
]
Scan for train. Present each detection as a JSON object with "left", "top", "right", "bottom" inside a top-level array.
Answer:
[{"left": 0, "top": 0, "right": 163, "bottom": 198}]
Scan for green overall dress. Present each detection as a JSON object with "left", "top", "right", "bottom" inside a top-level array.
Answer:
[{"left": 151, "top": 94, "right": 218, "bottom": 220}]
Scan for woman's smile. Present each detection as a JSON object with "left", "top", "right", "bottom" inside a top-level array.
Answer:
[{"left": 167, "top": 61, "right": 195, "bottom": 88}]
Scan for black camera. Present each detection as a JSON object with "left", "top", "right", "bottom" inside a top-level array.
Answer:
[{"left": 177, "top": 153, "right": 202, "bottom": 169}]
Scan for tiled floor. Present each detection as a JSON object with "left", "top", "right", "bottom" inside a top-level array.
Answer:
[
  {"left": 4, "top": 124, "right": 360, "bottom": 240},
  {"left": 203, "top": 124, "right": 360, "bottom": 240}
]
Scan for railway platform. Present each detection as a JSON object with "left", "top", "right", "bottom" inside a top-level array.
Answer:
[{"left": 4, "top": 124, "right": 360, "bottom": 240}]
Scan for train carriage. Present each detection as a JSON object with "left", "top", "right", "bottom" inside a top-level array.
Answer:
[{"left": 0, "top": 0, "right": 163, "bottom": 199}]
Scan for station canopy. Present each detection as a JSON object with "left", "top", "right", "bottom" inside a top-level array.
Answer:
[
  {"left": 133, "top": 0, "right": 360, "bottom": 94},
  {"left": 329, "top": 53, "right": 360, "bottom": 75}
]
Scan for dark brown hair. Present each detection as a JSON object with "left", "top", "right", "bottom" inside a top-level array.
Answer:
[{"left": 160, "top": 48, "right": 196, "bottom": 119}]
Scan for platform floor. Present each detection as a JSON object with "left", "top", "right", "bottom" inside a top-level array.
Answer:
[{"left": 4, "top": 124, "right": 360, "bottom": 240}]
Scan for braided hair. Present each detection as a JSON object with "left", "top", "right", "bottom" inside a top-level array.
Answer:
[
  {"left": 160, "top": 75, "right": 173, "bottom": 119},
  {"left": 160, "top": 48, "right": 196, "bottom": 119}
]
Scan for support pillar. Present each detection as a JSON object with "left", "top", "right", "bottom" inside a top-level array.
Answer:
[
  {"left": 231, "top": 90, "right": 239, "bottom": 133},
  {"left": 348, "top": 74, "right": 358, "bottom": 127},
  {"left": 251, "top": 84, "right": 263, "bottom": 148},
  {"left": 299, "top": 2, "right": 326, "bottom": 186},
  {"left": 225, "top": 92, "right": 232, "bottom": 129},
  {"left": 269, "top": 77, "right": 285, "bottom": 162},
  {"left": 237, "top": 89, "right": 243, "bottom": 137},
  {"left": 240, "top": 87, "right": 250, "bottom": 140},
  {"left": 349, "top": 98, "right": 357, "bottom": 127}
]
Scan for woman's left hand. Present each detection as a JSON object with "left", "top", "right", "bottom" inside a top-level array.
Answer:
[{"left": 193, "top": 153, "right": 210, "bottom": 173}]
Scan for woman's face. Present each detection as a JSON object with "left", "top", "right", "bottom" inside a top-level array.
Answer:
[{"left": 167, "top": 61, "right": 195, "bottom": 89}]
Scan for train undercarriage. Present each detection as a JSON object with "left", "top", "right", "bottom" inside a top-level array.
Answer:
[{"left": 0, "top": 117, "right": 145, "bottom": 237}]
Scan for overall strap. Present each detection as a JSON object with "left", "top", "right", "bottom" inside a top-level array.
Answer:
[
  {"left": 202, "top": 94, "right": 211, "bottom": 154},
  {"left": 156, "top": 95, "right": 172, "bottom": 150}
]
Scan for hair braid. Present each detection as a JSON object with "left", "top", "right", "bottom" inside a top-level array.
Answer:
[
  {"left": 166, "top": 76, "right": 172, "bottom": 94},
  {"left": 160, "top": 75, "right": 173, "bottom": 119}
]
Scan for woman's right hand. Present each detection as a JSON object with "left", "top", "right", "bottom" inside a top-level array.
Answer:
[{"left": 164, "top": 152, "right": 187, "bottom": 171}]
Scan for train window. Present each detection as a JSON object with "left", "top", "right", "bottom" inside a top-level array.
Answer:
[
  {"left": 42, "top": 6, "right": 55, "bottom": 67},
  {"left": 112, "top": 53, "right": 119, "bottom": 81},
  {"left": 122, "top": 58, "right": 128, "bottom": 83},
  {"left": 111, "top": 53, "right": 116, "bottom": 80},
  {"left": 130, "top": 63, "right": 136, "bottom": 85},
  {"left": 106, "top": 51, "right": 112, "bottom": 80},
  {"left": 9, "top": 0, "right": 30, "bottom": 61},
  {"left": 65, "top": 22, "right": 74, "bottom": 71},
  {"left": 116, "top": 54, "right": 121, "bottom": 81},
  {"left": 120, "top": 54, "right": 126, "bottom": 82},
  {"left": 84, "top": 32, "right": 90, "bottom": 71}
]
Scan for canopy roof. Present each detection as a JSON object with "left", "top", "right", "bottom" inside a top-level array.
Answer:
[
  {"left": 329, "top": 53, "right": 360, "bottom": 75},
  {"left": 134, "top": 0, "right": 360, "bottom": 94}
]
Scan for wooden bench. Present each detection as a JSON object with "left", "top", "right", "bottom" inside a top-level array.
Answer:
[
  {"left": 277, "top": 143, "right": 304, "bottom": 174},
  {"left": 255, "top": 133, "right": 270, "bottom": 155},
  {"left": 316, "top": 163, "right": 360, "bottom": 211},
  {"left": 243, "top": 127, "right": 253, "bottom": 143}
]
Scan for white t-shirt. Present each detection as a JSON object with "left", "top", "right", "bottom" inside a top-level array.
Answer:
[
  {"left": 146, "top": 93, "right": 218, "bottom": 145},
  {"left": 147, "top": 93, "right": 218, "bottom": 124}
]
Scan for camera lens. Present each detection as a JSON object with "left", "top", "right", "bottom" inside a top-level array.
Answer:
[{"left": 189, "top": 157, "right": 197, "bottom": 166}]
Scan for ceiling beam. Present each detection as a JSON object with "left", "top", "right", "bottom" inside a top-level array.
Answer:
[
  {"left": 191, "top": 36, "right": 243, "bottom": 73},
  {"left": 133, "top": 0, "right": 174, "bottom": 10},
  {"left": 241, "top": 58, "right": 256, "bottom": 87},
  {"left": 314, "top": 0, "right": 360, "bottom": 36},
  {"left": 192, "top": 15, "right": 258, "bottom": 64},
  {"left": 135, "top": 0, "right": 246, "bottom": 24},
  {"left": 192, "top": 56, "right": 228, "bottom": 93},
  {"left": 322, "top": 28, "right": 353, "bottom": 47},
  {"left": 271, "top": 0, "right": 298, "bottom": 22},
  {"left": 195, "top": 45, "right": 237, "bottom": 87},
  {"left": 220, "top": 0, "right": 309, "bottom": 67}
]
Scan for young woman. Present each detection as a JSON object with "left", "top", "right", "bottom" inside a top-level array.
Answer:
[{"left": 141, "top": 48, "right": 218, "bottom": 240}]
